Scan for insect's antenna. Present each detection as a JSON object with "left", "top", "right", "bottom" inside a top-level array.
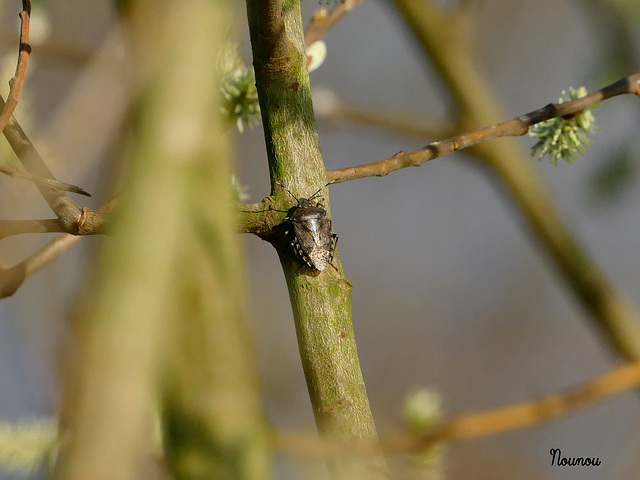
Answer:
[
  {"left": 308, "top": 179, "right": 338, "bottom": 202},
  {"left": 275, "top": 181, "right": 299, "bottom": 203},
  {"left": 308, "top": 186, "right": 323, "bottom": 202}
]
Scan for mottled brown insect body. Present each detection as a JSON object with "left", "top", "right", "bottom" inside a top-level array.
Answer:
[{"left": 278, "top": 183, "right": 338, "bottom": 271}]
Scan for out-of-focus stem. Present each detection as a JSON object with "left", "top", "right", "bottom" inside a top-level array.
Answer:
[{"left": 391, "top": 0, "right": 640, "bottom": 361}]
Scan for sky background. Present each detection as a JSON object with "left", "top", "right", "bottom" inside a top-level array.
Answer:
[{"left": 1, "top": 1, "right": 640, "bottom": 479}]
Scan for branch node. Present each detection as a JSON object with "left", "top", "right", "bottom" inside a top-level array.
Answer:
[
  {"left": 19, "top": 42, "right": 32, "bottom": 55},
  {"left": 74, "top": 207, "right": 88, "bottom": 234}
]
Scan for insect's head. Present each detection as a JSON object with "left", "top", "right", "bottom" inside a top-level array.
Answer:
[{"left": 275, "top": 181, "right": 335, "bottom": 207}]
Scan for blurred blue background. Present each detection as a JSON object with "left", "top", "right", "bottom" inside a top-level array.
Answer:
[{"left": 1, "top": 0, "right": 640, "bottom": 479}]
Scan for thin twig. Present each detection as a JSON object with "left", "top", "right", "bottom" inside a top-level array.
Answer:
[
  {"left": 304, "top": 0, "right": 362, "bottom": 47},
  {"left": 22, "top": 233, "right": 83, "bottom": 279},
  {"left": 0, "top": 219, "right": 64, "bottom": 240},
  {"left": 275, "top": 362, "right": 640, "bottom": 457},
  {"left": 328, "top": 72, "right": 640, "bottom": 183},
  {"left": 0, "top": 196, "right": 118, "bottom": 298},
  {"left": 0, "top": 95, "right": 104, "bottom": 234},
  {"left": 0, "top": 165, "right": 91, "bottom": 196},
  {"left": 388, "top": 361, "right": 640, "bottom": 452},
  {"left": 0, "top": 1, "right": 32, "bottom": 134},
  {"left": 0, "top": 233, "right": 82, "bottom": 298}
]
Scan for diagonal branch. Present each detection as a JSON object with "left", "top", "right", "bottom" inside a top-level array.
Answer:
[
  {"left": 328, "top": 72, "right": 640, "bottom": 183},
  {"left": 390, "top": 361, "right": 640, "bottom": 452},
  {"left": 0, "top": 165, "right": 91, "bottom": 196},
  {"left": 0, "top": 2, "right": 102, "bottom": 236},
  {"left": 0, "top": 95, "right": 104, "bottom": 234},
  {"left": 0, "top": 195, "right": 117, "bottom": 298},
  {"left": 0, "top": 0, "right": 32, "bottom": 134},
  {"left": 276, "top": 361, "right": 640, "bottom": 457},
  {"left": 0, "top": 233, "right": 82, "bottom": 298}
]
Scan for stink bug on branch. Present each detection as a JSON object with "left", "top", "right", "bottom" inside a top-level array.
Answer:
[{"left": 277, "top": 181, "right": 338, "bottom": 271}]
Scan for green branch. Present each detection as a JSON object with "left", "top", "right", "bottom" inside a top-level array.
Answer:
[{"left": 246, "top": 0, "right": 389, "bottom": 478}]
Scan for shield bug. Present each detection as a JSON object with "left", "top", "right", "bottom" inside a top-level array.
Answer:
[{"left": 277, "top": 182, "right": 338, "bottom": 271}]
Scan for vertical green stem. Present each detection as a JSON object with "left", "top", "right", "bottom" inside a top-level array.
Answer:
[{"left": 246, "top": 1, "right": 388, "bottom": 478}]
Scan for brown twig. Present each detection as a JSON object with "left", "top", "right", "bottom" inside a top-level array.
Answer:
[
  {"left": 305, "top": 0, "right": 363, "bottom": 47},
  {"left": 328, "top": 72, "right": 640, "bottom": 183},
  {"left": 0, "top": 165, "right": 91, "bottom": 196},
  {"left": 388, "top": 361, "right": 640, "bottom": 452},
  {"left": 275, "top": 362, "right": 640, "bottom": 457},
  {"left": 0, "top": 195, "right": 118, "bottom": 298},
  {"left": 0, "top": 233, "right": 82, "bottom": 298},
  {"left": 0, "top": 219, "right": 65, "bottom": 240},
  {"left": 0, "top": 2, "right": 99, "bottom": 234},
  {"left": 0, "top": 1, "right": 32, "bottom": 134},
  {"left": 0, "top": 95, "right": 104, "bottom": 234}
]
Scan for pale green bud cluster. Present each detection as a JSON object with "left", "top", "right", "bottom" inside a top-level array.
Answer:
[
  {"left": 529, "top": 86, "right": 599, "bottom": 165},
  {"left": 219, "top": 43, "right": 260, "bottom": 133}
]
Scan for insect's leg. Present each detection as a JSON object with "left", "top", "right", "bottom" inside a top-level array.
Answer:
[
  {"left": 328, "top": 219, "right": 338, "bottom": 253},
  {"left": 328, "top": 243, "right": 339, "bottom": 271}
]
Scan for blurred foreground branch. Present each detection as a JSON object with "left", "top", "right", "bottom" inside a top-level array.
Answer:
[
  {"left": 5, "top": 360, "right": 640, "bottom": 472},
  {"left": 53, "top": 1, "right": 269, "bottom": 479}
]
